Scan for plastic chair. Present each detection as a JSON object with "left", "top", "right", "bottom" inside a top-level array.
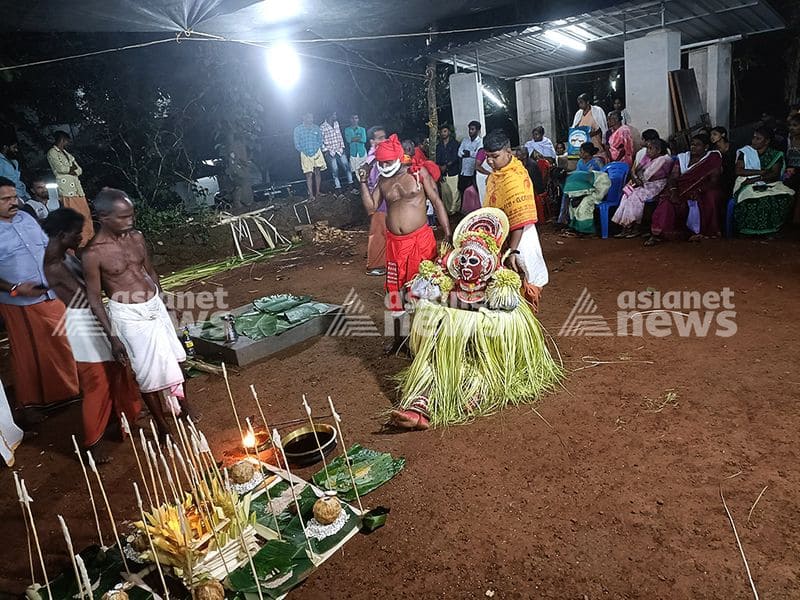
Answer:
[
  {"left": 598, "top": 161, "right": 630, "bottom": 239},
  {"left": 725, "top": 197, "right": 736, "bottom": 238}
]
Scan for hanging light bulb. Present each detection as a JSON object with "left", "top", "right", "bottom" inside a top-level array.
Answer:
[{"left": 266, "top": 42, "right": 301, "bottom": 90}]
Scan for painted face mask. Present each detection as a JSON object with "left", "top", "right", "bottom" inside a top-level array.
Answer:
[{"left": 378, "top": 159, "right": 401, "bottom": 178}]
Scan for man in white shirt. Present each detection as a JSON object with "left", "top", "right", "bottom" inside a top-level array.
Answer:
[
  {"left": 457, "top": 120, "right": 483, "bottom": 196},
  {"left": 320, "top": 111, "right": 353, "bottom": 190},
  {"left": 524, "top": 126, "right": 557, "bottom": 161}
]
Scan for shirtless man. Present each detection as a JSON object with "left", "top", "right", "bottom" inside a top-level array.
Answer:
[
  {"left": 42, "top": 208, "right": 141, "bottom": 459},
  {"left": 359, "top": 134, "right": 450, "bottom": 349},
  {"left": 82, "top": 188, "right": 189, "bottom": 439}
]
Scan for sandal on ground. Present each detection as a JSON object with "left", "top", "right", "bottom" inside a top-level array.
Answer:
[{"left": 644, "top": 236, "right": 660, "bottom": 247}]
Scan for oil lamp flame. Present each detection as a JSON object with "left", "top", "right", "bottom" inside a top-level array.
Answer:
[{"left": 242, "top": 430, "right": 256, "bottom": 449}]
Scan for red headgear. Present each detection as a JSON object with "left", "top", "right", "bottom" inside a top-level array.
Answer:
[{"left": 374, "top": 134, "right": 404, "bottom": 162}]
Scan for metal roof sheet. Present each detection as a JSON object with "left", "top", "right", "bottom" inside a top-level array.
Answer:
[{"left": 434, "top": 0, "right": 786, "bottom": 79}]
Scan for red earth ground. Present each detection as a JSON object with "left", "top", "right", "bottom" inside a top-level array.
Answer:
[{"left": 1, "top": 227, "right": 799, "bottom": 599}]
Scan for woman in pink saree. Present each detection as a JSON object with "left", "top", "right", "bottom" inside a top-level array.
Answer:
[
  {"left": 645, "top": 133, "right": 722, "bottom": 246},
  {"left": 605, "top": 110, "right": 634, "bottom": 167},
  {"left": 612, "top": 139, "right": 672, "bottom": 237}
]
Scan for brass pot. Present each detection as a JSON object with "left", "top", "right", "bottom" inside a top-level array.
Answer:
[{"left": 282, "top": 423, "right": 338, "bottom": 467}]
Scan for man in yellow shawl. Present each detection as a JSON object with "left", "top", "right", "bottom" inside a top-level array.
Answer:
[{"left": 483, "top": 130, "right": 549, "bottom": 310}]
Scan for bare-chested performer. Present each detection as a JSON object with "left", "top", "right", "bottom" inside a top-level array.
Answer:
[
  {"left": 82, "top": 188, "right": 189, "bottom": 439},
  {"left": 42, "top": 208, "right": 142, "bottom": 460},
  {"left": 359, "top": 134, "right": 451, "bottom": 349}
]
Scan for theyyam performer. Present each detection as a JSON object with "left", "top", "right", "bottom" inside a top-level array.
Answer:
[{"left": 390, "top": 132, "right": 561, "bottom": 431}]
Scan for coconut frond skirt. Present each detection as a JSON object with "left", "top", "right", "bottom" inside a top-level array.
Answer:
[{"left": 396, "top": 300, "right": 563, "bottom": 427}]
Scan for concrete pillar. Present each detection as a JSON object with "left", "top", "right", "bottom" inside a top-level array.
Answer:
[
  {"left": 689, "top": 43, "right": 732, "bottom": 129},
  {"left": 515, "top": 77, "right": 557, "bottom": 147},
  {"left": 449, "top": 72, "right": 485, "bottom": 141},
  {"left": 625, "top": 29, "right": 681, "bottom": 137}
]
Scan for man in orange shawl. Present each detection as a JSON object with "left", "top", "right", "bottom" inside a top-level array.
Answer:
[
  {"left": 43, "top": 209, "right": 142, "bottom": 459},
  {"left": 0, "top": 177, "right": 79, "bottom": 423},
  {"left": 483, "top": 130, "right": 549, "bottom": 310}
]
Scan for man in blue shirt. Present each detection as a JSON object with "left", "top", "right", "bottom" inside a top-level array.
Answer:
[
  {"left": 344, "top": 114, "right": 368, "bottom": 179},
  {"left": 0, "top": 176, "right": 79, "bottom": 417},
  {"left": 293, "top": 112, "right": 326, "bottom": 199},
  {"left": 0, "top": 131, "right": 32, "bottom": 204}
]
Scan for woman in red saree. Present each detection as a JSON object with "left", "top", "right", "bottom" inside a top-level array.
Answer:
[{"left": 645, "top": 133, "right": 722, "bottom": 246}]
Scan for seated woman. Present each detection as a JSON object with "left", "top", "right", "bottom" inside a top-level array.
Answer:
[
  {"left": 563, "top": 145, "right": 612, "bottom": 235},
  {"left": 733, "top": 126, "right": 796, "bottom": 236},
  {"left": 711, "top": 126, "right": 736, "bottom": 201},
  {"left": 645, "top": 133, "right": 722, "bottom": 246},
  {"left": 612, "top": 138, "right": 672, "bottom": 238},
  {"left": 782, "top": 114, "right": 800, "bottom": 224},
  {"left": 558, "top": 143, "right": 605, "bottom": 226}
]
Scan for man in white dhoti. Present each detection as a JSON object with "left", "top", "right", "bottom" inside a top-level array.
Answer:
[
  {"left": 43, "top": 208, "right": 142, "bottom": 459},
  {"left": 82, "top": 188, "right": 190, "bottom": 440}
]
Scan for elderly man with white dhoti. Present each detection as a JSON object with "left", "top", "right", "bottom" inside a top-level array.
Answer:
[{"left": 82, "top": 188, "right": 191, "bottom": 440}]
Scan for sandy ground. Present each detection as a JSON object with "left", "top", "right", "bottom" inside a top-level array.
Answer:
[{"left": 1, "top": 227, "right": 799, "bottom": 599}]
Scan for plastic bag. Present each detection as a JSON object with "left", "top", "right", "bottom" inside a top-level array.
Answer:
[{"left": 686, "top": 200, "right": 700, "bottom": 234}]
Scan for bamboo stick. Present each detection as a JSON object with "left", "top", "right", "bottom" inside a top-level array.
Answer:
[
  {"left": 327, "top": 396, "right": 364, "bottom": 513},
  {"left": 86, "top": 452, "right": 130, "bottom": 574},
  {"left": 71, "top": 435, "right": 106, "bottom": 546},
  {"left": 133, "top": 483, "right": 170, "bottom": 600}
]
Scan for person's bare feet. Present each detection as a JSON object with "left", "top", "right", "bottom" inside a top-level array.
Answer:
[
  {"left": 81, "top": 444, "right": 113, "bottom": 464},
  {"left": 20, "top": 407, "right": 48, "bottom": 426},
  {"left": 389, "top": 410, "right": 430, "bottom": 431}
]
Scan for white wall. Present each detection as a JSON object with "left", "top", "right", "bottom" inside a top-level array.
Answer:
[
  {"left": 625, "top": 29, "right": 682, "bottom": 137},
  {"left": 449, "top": 72, "right": 485, "bottom": 141},
  {"left": 515, "top": 78, "right": 557, "bottom": 145}
]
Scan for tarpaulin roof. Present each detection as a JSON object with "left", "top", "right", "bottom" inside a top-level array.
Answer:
[
  {"left": 5, "top": 0, "right": 510, "bottom": 40},
  {"left": 433, "top": 0, "right": 786, "bottom": 79}
]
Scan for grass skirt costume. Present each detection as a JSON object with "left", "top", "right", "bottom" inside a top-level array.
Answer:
[{"left": 394, "top": 208, "right": 563, "bottom": 429}]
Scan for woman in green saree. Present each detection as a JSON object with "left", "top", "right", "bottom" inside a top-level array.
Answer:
[{"left": 733, "top": 127, "right": 795, "bottom": 236}]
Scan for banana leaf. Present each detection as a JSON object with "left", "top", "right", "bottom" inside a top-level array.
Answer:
[
  {"left": 250, "top": 483, "right": 360, "bottom": 556},
  {"left": 252, "top": 295, "right": 310, "bottom": 314},
  {"left": 226, "top": 539, "right": 313, "bottom": 600},
  {"left": 282, "top": 302, "right": 331, "bottom": 324},
  {"left": 36, "top": 545, "right": 155, "bottom": 600},
  {"left": 283, "top": 502, "right": 360, "bottom": 556},
  {"left": 312, "top": 445, "right": 405, "bottom": 502}
]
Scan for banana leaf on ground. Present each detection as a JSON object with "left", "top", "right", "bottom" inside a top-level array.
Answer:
[
  {"left": 312, "top": 445, "right": 406, "bottom": 502},
  {"left": 225, "top": 539, "right": 313, "bottom": 600},
  {"left": 37, "top": 545, "right": 154, "bottom": 600}
]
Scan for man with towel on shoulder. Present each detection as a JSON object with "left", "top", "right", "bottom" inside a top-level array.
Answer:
[
  {"left": 43, "top": 208, "right": 142, "bottom": 460},
  {"left": 82, "top": 188, "right": 191, "bottom": 440}
]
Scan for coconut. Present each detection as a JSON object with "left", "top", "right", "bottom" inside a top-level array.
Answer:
[
  {"left": 192, "top": 579, "right": 225, "bottom": 600},
  {"left": 130, "top": 531, "right": 148, "bottom": 552},
  {"left": 230, "top": 461, "right": 256, "bottom": 484},
  {"left": 313, "top": 495, "right": 342, "bottom": 525},
  {"left": 101, "top": 591, "right": 129, "bottom": 600}
]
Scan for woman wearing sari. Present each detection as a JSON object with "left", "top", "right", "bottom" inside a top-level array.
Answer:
[
  {"left": 604, "top": 111, "right": 634, "bottom": 168},
  {"left": 557, "top": 143, "right": 605, "bottom": 226},
  {"left": 783, "top": 115, "right": 800, "bottom": 224},
  {"left": 571, "top": 93, "right": 608, "bottom": 156},
  {"left": 563, "top": 146, "right": 612, "bottom": 235},
  {"left": 612, "top": 139, "right": 672, "bottom": 237},
  {"left": 733, "top": 127, "right": 795, "bottom": 236},
  {"left": 645, "top": 134, "right": 722, "bottom": 246}
]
